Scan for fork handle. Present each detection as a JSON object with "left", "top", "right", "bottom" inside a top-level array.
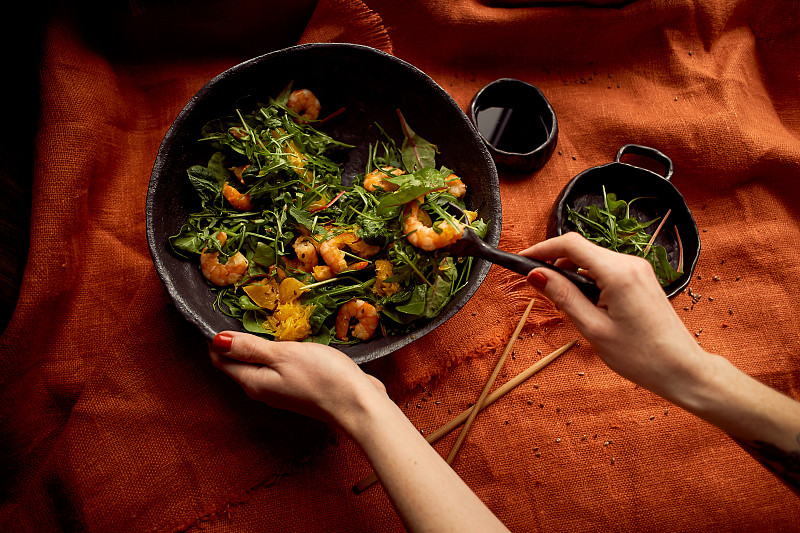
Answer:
[{"left": 477, "top": 244, "right": 601, "bottom": 303}]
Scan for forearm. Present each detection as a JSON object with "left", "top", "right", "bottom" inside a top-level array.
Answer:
[
  {"left": 340, "top": 391, "right": 508, "bottom": 533},
  {"left": 666, "top": 352, "right": 800, "bottom": 493}
]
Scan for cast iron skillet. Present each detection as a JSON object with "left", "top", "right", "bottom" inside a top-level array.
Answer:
[
  {"left": 546, "top": 144, "right": 700, "bottom": 298},
  {"left": 145, "top": 43, "right": 501, "bottom": 365}
]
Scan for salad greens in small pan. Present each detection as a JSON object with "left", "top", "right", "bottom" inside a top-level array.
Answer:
[
  {"left": 567, "top": 186, "right": 683, "bottom": 287},
  {"left": 168, "top": 84, "right": 487, "bottom": 347}
]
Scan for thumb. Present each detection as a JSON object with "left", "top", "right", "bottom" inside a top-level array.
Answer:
[
  {"left": 211, "top": 330, "right": 278, "bottom": 366},
  {"left": 526, "top": 268, "right": 598, "bottom": 329}
]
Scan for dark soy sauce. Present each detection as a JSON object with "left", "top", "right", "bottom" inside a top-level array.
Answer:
[{"left": 475, "top": 105, "right": 549, "bottom": 154}]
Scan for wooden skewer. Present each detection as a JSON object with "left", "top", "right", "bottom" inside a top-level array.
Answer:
[
  {"left": 643, "top": 208, "right": 672, "bottom": 256},
  {"left": 445, "top": 297, "right": 536, "bottom": 465},
  {"left": 352, "top": 337, "right": 578, "bottom": 494}
]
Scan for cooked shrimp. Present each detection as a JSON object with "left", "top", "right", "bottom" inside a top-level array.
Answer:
[
  {"left": 293, "top": 238, "right": 319, "bottom": 273},
  {"left": 200, "top": 232, "right": 248, "bottom": 286},
  {"left": 287, "top": 89, "right": 321, "bottom": 122},
  {"left": 335, "top": 299, "right": 379, "bottom": 341},
  {"left": 403, "top": 201, "right": 465, "bottom": 251},
  {"left": 364, "top": 166, "right": 404, "bottom": 192},
  {"left": 222, "top": 182, "right": 253, "bottom": 211},
  {"left": 319, "top": 232, "right": 375, "bottom": 275},
  {"left": 445, "top": 173, "right": 466, "bottom": 198}
]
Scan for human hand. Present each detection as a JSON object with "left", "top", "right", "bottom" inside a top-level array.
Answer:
[
  {"left": 519, "top": 232, "right": 706, "bottom": 400},
  {"left": 208, "top": 331, "right": 387, "bottom": 430}
]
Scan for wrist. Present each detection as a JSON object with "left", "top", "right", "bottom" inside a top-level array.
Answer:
[
  {"left": 331, "top": 382, "right": 398, "bottom": 441},
  {"left": 661, "top": 350, "right": 735, "bottom": 416}
]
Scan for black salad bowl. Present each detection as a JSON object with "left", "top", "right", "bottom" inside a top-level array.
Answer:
[{"left": 145, "top": 43, "right": 501, "bottom": 364}]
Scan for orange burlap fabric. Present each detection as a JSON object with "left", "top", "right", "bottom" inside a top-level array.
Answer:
[{"left": 2, "top": 0, "right": 799, "bottom": 531}]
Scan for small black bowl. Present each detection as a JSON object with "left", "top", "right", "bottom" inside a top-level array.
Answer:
[
  {"left": 146, "top": 43, "right": 501, "bottom": 364},
  {"left": 469, "top": 78, "right": 558, "bottom": 173},
  {"left": 547, "top": 144, "right": 700, "bottom": 298}
]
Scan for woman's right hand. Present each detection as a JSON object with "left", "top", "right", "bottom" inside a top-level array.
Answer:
[{"left": 519, "top": 232, "right": 707, "bottom": 400}]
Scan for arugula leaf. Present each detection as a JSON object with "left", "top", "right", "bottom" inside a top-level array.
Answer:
[
  {"left": 288, "top": 205, "right": 316, "bottom": 232},
  {"left": 470, "top": 219, "right": 489, "bottom": 239},
  {"left": 423, "top": 258, "right": 457, "bottom": 318},
  {"left": 187, "top": 165, "right": 223, "bottom": 207},
  {"left": 375, "top": 167, "right": 449, "bottom": 214},
  {"left": 250, "top": 241, "right": 278, "bottom": 269},
  {"left": 647, "top": 245, "right": 683, "bottom": 286},
  {"left": 242, "top": 311, "right": 272, "bottom": 334},
  {"left": 396, "top": 284, "right": 427, "bottom": 315},
  {"left": 397, "top": 110, "right": 438, "bottom": 171},
  {"left": 356, "top": 215, "right": 390, "bottom": 240}
]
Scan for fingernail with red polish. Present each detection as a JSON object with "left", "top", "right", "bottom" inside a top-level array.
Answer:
[
  {"left": 528, "top": 271, "right": 548, "bottom": 290},
  {"left": 212, "top": 333, "right": 233, "bottom": 353}
]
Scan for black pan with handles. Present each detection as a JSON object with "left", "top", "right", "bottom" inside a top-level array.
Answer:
[{"left": 546, "top": 144, "right": 700, "bottom": 298}]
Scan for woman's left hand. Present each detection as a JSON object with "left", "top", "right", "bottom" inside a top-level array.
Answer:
[{"left": 208, "top": 331, "right": 386, "bottom": 429}]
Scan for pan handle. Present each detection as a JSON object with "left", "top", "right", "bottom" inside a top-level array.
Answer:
[
  {"left": 475, "top": 243, "right": 601, "bottom": 304},
  {"left": 615, "top": 144, "right": 673, "bottom": 182}
]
